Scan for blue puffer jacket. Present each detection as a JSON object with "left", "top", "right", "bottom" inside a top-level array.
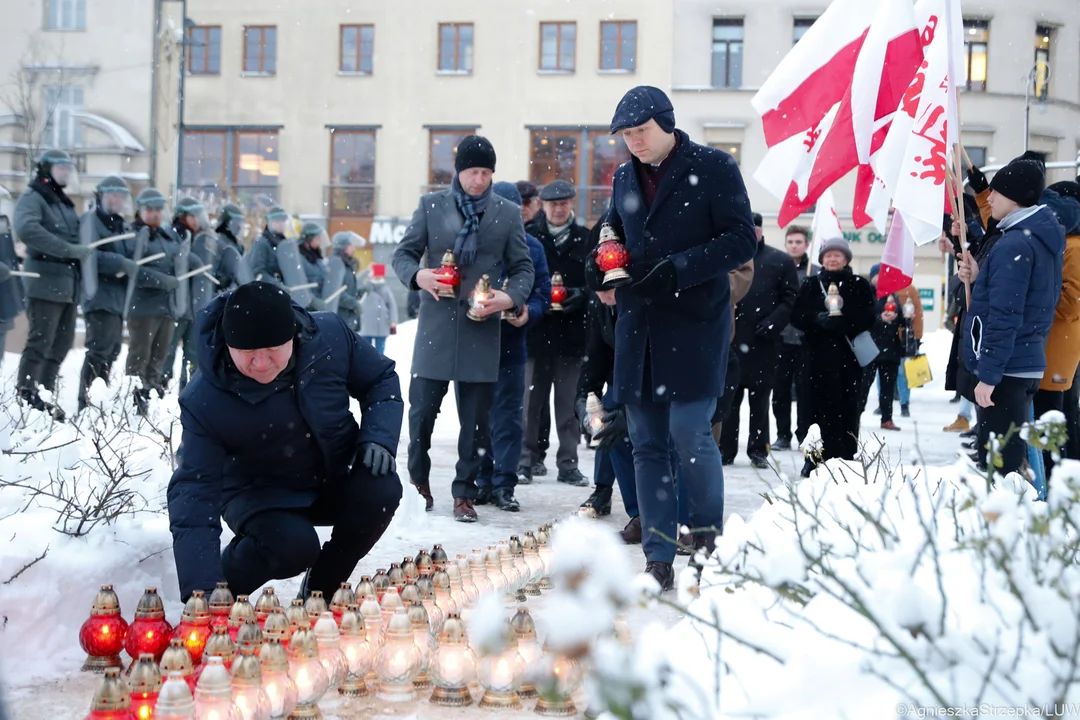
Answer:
[
  {"left": 167, "top": 292, "right": 403, "bottom": 598},
  {"left": 962, "top": 204, "right": 1066, "bottom": 386},
  {"left": 501, "top": 233, "right": 551, "bottom": 367}
]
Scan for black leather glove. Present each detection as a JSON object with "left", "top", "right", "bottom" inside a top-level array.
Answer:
[
  {"left": 118, "top": 257, "right": 139, "bottom": 278},
  {"left": 159, "top": 274, "right": 180, "bottom": 292},
  {"left": 561, "top": 287, "right": 587, "bottom": 313},
  {"left": 360, "top": 442, "right": 396, "bottom": 476},
  {"left": 584, "top": 254, "right": 606, "bottom": 292},
  {"left": 630, "top": 259, "right": 677, "bottom": 301},
  {"left": 816, "top": 312, "right": 844, "bottom": 331},
  {"left": 967, "top": 164, "right": 989, "bottom": 194},
  {"left": 593, "top": 409, "right": 628, "bottom": 450},
  {"left": 575, "top": 395, "right": 590, "bottom": 435}
]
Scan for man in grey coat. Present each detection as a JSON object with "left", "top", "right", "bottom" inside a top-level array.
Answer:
[
  {"left": 14, "top": 149, "right": 88, "bottom": 420},
  {"left": 393, "top": 135, "right": 534, "bottom": 522}
]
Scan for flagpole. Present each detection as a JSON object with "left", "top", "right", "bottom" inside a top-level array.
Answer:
[{"left": 945, "top": 0, "right": 971, "bottom": 308}]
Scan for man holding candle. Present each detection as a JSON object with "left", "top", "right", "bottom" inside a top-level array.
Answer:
[
  {"left": 521, "top": 179, "right": 592, "bottom": 487},
  {"left": 592, "top": 86, "right": 757, "bottom": 590},
  {"left": 168, "top": 281, "right": 403, "bottom": 601},
  {"left": 393, "top": 135, "right": 534, "bottom": 523}
]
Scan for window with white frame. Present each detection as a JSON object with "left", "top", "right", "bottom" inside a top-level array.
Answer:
[
  {"left": 45, "top": 0, "right": 86, "bottom": 31},
  {"left": 44, "top": 87, "right": 84, "bottom": 148}
]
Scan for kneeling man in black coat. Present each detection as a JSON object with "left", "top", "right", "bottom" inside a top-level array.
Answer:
[{"left": 168, "top": 282, "right": 404, "bottom": 601}]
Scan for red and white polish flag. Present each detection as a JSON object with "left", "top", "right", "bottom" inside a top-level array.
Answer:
[{"left": 878, "top": 210, "right": 917, "bottom": 298}]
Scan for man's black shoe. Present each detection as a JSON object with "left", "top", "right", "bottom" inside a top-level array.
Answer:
[
  {"left": 579, "top": 485, "right": 613, "bottom": 517},
  {"left": 620, "top": 516, "right": 642, "bottom": 545},
  {"left": 530, "top": 461, "right": 547, "bottom": 478},
  {"left": 721, "top": 457, "right": 734, "bottom": 467},
  {"left": 557, "top": 468, "right": 589, "bottom": 487},
  {"left": 960, "top": 429, "right": 977, "bottom": 440},
  {"left": 516, "top": 464, "right": 533, "bottom": 485},
  {"left": 491, "top": 487, "right": 520, "bottom": 512},
  {"left": 800, "top": 458, "right": 815, "bottom": 478},
  {"left": 644, "top": 561, "right": 675, "bottom": 592},
  {"left": 749, "top": 455, "right": 770, "bottom": 470},
  {"left": 900, "top": 404, "right": 910, "bottom": 418},
  {"left": 474, "top": 485, "right": 492, "bottom": 506},
  {"left": 950, "top": 394, "right": 962, "bottom": 404},
  {"left": 772, "top": 438, "right": 792, "bottom": 451}
]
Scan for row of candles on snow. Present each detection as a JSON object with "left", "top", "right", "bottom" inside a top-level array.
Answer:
[
  {"left": 78, "top": 525, "right": 613, "bottom": 719},
  {"left": 433, "top": 222, "right": 633, "bottom": 320}
]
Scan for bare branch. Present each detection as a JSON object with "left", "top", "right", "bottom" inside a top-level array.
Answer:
[{"left": 3, "top": 545, "right": 49, "bottom": 585}]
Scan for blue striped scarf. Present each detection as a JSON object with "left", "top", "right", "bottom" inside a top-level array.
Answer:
[{"left": 450, "top": 176, "right": 491, "bottom": 266}]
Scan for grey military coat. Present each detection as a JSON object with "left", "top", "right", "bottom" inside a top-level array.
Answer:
[
  {"left": 393, "top": 189, "right": 533, "bottom": 383},
  {"left": 13, "top": 186, "right": 82, "bottom": 303}
]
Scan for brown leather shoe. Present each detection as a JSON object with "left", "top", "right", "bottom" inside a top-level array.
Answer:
[
  {"left": 413, "top": 481, "right": 434, "bottom": 512},
  {"left": 453, "top": 497, "right": 477, "bottom": 523},
  {"left": 880, "top": 420, "right": 901, "bottom": 431},
  {"left": 619, "top": 516, "right": 642, "bottom": 544}
]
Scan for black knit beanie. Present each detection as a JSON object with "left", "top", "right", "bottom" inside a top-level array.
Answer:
[
  {"left": 222, "top": 282, "right": 297, "bottom": 350},
  {"left": 989, "top": 159, "right": 1045, "bottom": 208},
  {"left": 454, "top": 135, "right": 497, "bottom": 173}
]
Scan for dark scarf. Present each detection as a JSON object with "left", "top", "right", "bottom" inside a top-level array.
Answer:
[
  {"left": 95, "top": 203, "right": 126, "bottom": 235},
  {"left": 30, "top": 174, "right": 74, "bottom": 209},
  {"left": 262, "top": 227, "right": 285, "bottom": 248},
  {"left": 450, "top": 175, "right": 491, "bottom": 266},
  {"left": 299, "top": 240, "right": 322, "bottom": 266},
  {"left": 218, "top": 228, "right": 243, "bottom": 255}
]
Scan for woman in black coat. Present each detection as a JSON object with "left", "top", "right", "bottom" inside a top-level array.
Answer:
[{"left": 790, "top": 238, "right": 876, "bottom": 477}]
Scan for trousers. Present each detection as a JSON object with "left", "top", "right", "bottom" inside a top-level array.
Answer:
[
  {"left": 719, "top": 384, "right": 772, "bottom": 460},
  {"left": 863, "top": 359, "right": 900, "bottom": 422},
  {"left": 980, "top": 376, "right": 1040, "bottom": 475},
  {"left": 407, "top": 376, "right": 494, "bottom": 500},
  {"left": 221, "top": 464, "right": 402, "bottom": 598},
  {"left": 17, "top": 298, "right": 76, "bottom": 392},
  {"left": 773, "top": 344, "right": 810, "bottom": 443},
  {"left": 362, "top": 336, "right": 387, "bottom": 355},
  {"left": 593, "top": 434, "right": 640, "bottom": 518},
  {"left": 522, "top": 355, "right": 582, "bottom": 472},
  {"left": 79, "top": 310, "right": 124, "bottom": 409},
  {"left": 163, "top": 317, "right": 197, "bottom": 389},
  {"left": 626, "top": 393, "right": 723, "bottom": 564},
  {"left": 477, "top": 363, "right": 526, "bottom": 489},
  {"left": 125, "top": 316, "right": 175, "bottom": 387}
]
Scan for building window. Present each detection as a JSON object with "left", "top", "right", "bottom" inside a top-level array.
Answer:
[
  {"left": 180, "top": 129, "right": 280, "bottom": 207},
  {"left": 44, "top": 0, "right": 85, "bottom": 31},
  {"left": 1035, "top": 26, "right": 1052, "bottom": 100},
  {"left": 709, "top": 142, "right": 742, "bottom": 166},
  {"left": 243, "top": 26, "right": 277, "bottom": 75},
  {"left": 428, "top": 129, "right": 476, "bottom": 189},
  {"left": 530, "top": 131, "right": 579, "bottom": 187},
  {"left": 540, "top": 22, "right": 575, "bottom": 72},
  {"left": 340, "top": 25, "right": 374, "bottom": 74},
  {"left": 793, "top": 18, "right": 816, "bottom": 46},
  {"left": 438, "top": 23, "right": 473, "bottom": 73},
  {"left": 963, "top": 20, "right": 988, "bottom": 92},
  {"left": 712, "top": 20, "right": 744, "bottom": 88},
  {"left": 44, "top": 87, "right": 84, "bottom": 148},
  {"left": 966, "top": 146, "right": 987, "bottom": 171},
  {"left": 328, "top": 129, "right": 377, "bottom": 216},
  {"left": 600, "top": 21, "right": 636, "bottom": 72},
  {"left": 586, "top": 130, "right": 631, "bottom": 222},
  {"left": 187, "top": 26, "right": 221, "bottom": 75}
]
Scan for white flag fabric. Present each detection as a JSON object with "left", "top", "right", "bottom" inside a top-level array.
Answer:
[{"left": 810, "top": 187, "right": 845, "bottom": 264}]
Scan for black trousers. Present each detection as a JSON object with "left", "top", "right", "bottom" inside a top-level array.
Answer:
[
  {"left": 221, "top": 465, "right": 402, "bottom": 598},
  {"left": 79, "top": 311, "right": 124, "bottom": 408},
  {"left": 1033, "top": 389, "right": 1065, "bottom": 479},
  {"left": 125, "top": 316, "right": 175, "bottom": 387},
  {"left": 863, "top": 359, "right": 900, "bottom": 422},
  {"left": 719, "top": 383, "right": 772, "bottom": 459},
  {"left": 773, "top": 344, "right": 810, "bottom": 443},
  {"left": 407, "top": 376, "right": 494, "bottom": 500},
  {"left": 522, "top": 356, "right": 583, "bottom": 473},
  {"left": 1066, "top": 374, "right": 1080, "bottom": 461},
  {"left": 17, "top": 298, "right": 76, "bottom": 392},
  {"left": 162, "top": 317, "right": 197, "bottom": 389},
  {"left": 981, "top": 376, "right": 1040, "bottom": 475}
]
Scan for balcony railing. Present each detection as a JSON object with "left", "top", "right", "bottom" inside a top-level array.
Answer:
[{"left": 324, "top": 183, "right": 378, "bottom": 217}]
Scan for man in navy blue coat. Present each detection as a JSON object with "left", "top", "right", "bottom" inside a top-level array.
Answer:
[
  {"left": 593, "top": 86, "right": 757, "bottom": 590},
  {"left": 960, "top": 157, "right": 1065, "bottom": 476},
  {"left": 167, "top": 282, "right": 404, "bottom": 601}
]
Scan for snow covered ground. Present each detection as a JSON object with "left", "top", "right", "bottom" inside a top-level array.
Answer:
[{"left": 0, "top": 320, "right": 975, "bottom": 718}]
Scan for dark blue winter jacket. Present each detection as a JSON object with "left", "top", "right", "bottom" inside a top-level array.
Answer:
[
  {"left": 500, "top": 233, "right": 551, "bottom": 367},
  {"left": 167, "top": 292, "right": 403, "bottom": 598},
  {"left": 605, "top": 129, "right": 757, "bottom": 403},
  {"left": 962, "top": 204, "right": 1066, "bottom": 386}
]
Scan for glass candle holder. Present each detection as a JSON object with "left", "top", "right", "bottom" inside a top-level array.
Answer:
[
  {"left": 126, "top": 588, "right": 173, "bottom": 667},
  {"left": 229, "top": 651, "right": 270, "bottom": 720},
  {"left": 406, "top": 602, "right": 433, "bottom": 690},
  {"left": 379, "top": 586, "right": 405, "bottom": 630},
  {"left": 202, "top": 626, "right": 237, "bottom": 672},
  {"left": 416, "top": 578, "right": 444, "bottom": 637},
  {"left": 374, "top": 608, "right": 421, "bottom": 702},
  {"left": 257, "top": 640, "right": 296, "bottom": 720},
  {"left": 483, "top": 549, "right": 509, "bottom": 595},
  {"left": 387, "top": 563, "right": 407, "bottom": 591},
  {"left": 328, "top": 584, "right": 355, "bottom": 625},
  {"left": 414, "top": 550, "right": 434, "bottom": 578},
  {"left": 456, "top": 555, "right": 480, "bottom": 605},
  {"left": 469, "top": 550, "right": 494, "bottom": 597},
  {"left": 286, "top": 630, "right": 329, "bottom": 719},
  {"left": 193, "top": 657, "right": 241, "bottom": 720},
  {"left": 129, "top": 653, "right": 162, "bottom": 720},
  {"left": 430, "top": 545, "right": 449, "bottom": 572},
  {"left": 155, "top": 671, "right": 195, "bottom": 720},
  {"left": 534, "top": 648, "right": 584, "bottom": 717},
  {"left": 477, "top": 629, "right": 526, "bottom": 711},
  {"left": 283, "top": 600, "right": 310, "bottom": 640},
  {"left": 159, "top": 639, "right": 196, "bottom": 694},
  {"left": 401, "top": 557, "right": 419, "bottom": 583},
  {"left": 227, "top": 597, "right": 256, "bottom": 643},
  {"left": 312, "top": 612, "right": 348, "bottom": 692},
  {"left": 371, "top": 569, "right": 390, "bottom": 603},
  {"left": 207, "top": 583, "right": 234, "bottom": 630},
  {"left": 80, "top": 585, "right": 129, "bottom": 672},
  {"left": 261, "top": 609, "right": 290, "bottom": 650},
  {"left": 302, "top": 592, "right": 327, "bottom": 619},
  {"left": 510, "top": 607, "right": 542, "bottom": 699},
  {"left": 235, "top": 619, "right": 263, "bottom": 654},
  {"left": 428, "top": 612, "right": 476, "bottom": 707},
  {"left": 432, "top": 570, "right": 458, "bottom": 617},
  {"left": 85, "top": 666, "right": 134, "bottom": 720},
  {"left": 337, "top": 606, "right": 373, "bottom": 698},
  {"left": 253, "top": 589, "right": 280, "bottom": 631},
  {"left": 444, "top": 563, "right": 469, "bottom": 612}
]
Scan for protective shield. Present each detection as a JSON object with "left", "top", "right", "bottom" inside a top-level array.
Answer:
[
  {"left": 79, "top": 213, "right": 99, "bottom": 302},
  {"left": 122, "top": 227, "right": 148, "bottom": 320},
  {"left": 322, "top": 254, "right": 348, "bottom": 313},
  {"left": 171, "top": 237, "right": 191, "bottom": 319},
  {"left": 225, "top": 246, "right": 254, "bottom": 286},
  {"left": 190, "top": 231, "right": 219, "bottom": 313},
  {"left": 0, "top": 215, "right": 25, "bottom": 322},
  {"left": 275, "top": 238, "right": 315, "bottom": 307}
]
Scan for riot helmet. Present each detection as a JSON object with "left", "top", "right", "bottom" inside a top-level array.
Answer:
[
  {"left": 37, "top": 149, "right": 78, "bottom": 190},
  {"left": 300, "top": 221, "right": 327, "bottom": 248},
  {"left": 217, "top": 203, "right": 245, "bottom": 238},
  {"left": 331, "top": 231, "right": 357, "bottom": 257},
  {"left": 135, "top": 188, "right": 167, "bottom": 228},
  {"left": 95, "top": 176, "right": 132, "bottom": 217},
  {"left": 174, "top": 196, "right": 210, "bottom": 232},
  {"left": 264, "top": 205, "right": 289, "bottom": 236}
]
